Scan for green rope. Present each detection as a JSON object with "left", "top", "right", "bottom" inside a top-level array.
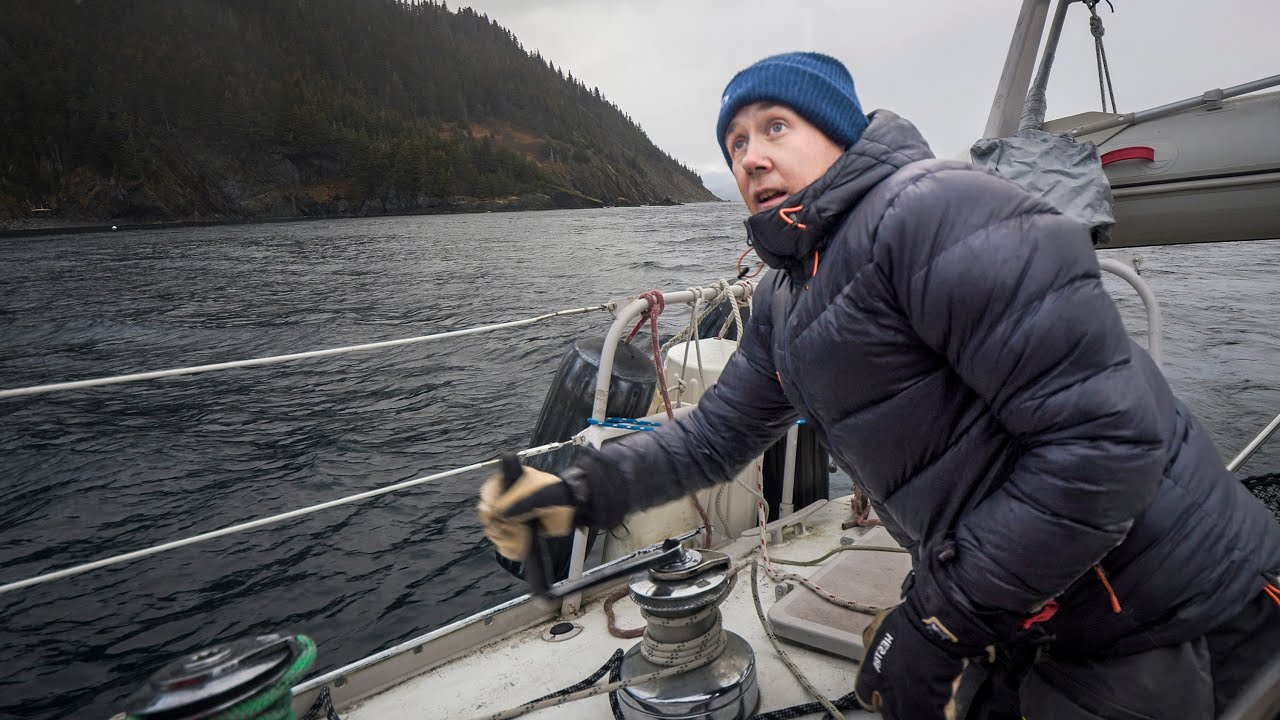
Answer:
[{"left": 127, "top": 634, "right": 317, "bottom": 720}]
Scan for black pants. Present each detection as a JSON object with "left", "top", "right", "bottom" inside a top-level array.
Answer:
[{"left": 966, "top": 591, "right": 1279, "bottom": 720}]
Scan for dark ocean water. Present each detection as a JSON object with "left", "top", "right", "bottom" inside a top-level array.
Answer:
[{"left": 0, "top": 205, "right": 1276, "bottom": 719}]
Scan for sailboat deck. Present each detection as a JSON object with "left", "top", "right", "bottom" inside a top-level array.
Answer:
[{"left": 339, "top": 496, "right": 892, "bottom": 719}]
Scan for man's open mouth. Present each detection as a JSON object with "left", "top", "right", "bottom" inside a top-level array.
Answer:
[{"left": 756, "top": 189, "right": 786, "bottom": 206}]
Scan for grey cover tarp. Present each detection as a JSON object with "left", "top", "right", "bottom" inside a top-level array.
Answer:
[{"left": 970, "top": 130, "right": 1115, "bottom": 244}]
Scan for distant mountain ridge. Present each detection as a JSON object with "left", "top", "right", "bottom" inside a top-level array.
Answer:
[{"left": 0, "top": 0, "right": 718, "bottom": 227}]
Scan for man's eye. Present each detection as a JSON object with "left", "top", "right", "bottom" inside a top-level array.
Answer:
[
  {"left": 769, "top": 121, "right": 786, "bottom": 134},
  {"left": 731, "top": 137, "right": 747, "bottom": 153}
]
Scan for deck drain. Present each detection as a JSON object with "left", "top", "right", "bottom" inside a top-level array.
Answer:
[{"left": 542, "top": 621, "right": 583, "bottom": 642}]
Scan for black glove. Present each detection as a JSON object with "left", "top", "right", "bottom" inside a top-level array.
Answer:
[{"left": 854, "top": 598, "right": 971, "bottom": 719}]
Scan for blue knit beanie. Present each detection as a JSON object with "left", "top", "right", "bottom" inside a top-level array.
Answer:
[{"left": 716, "top": 52, "right": 868, "bottom": 167}]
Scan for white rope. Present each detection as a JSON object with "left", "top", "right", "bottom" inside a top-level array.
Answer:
[
  {"left": 680, "top": 287, "right": 708, "bottom": 394},
  {"left": 704, "top": 280, "right": 741, "bottom": 343},
  {"left": 713, "top": 484, "right": 731, "bottom": 542},
  {"left": 729, "top": 284, "right": 746, "bottom": 342},
  {"left": 744, "top": 463, "right": 859, "bottom": 719},
  {"left": 638, "top": 592, "right": 729, "bottom": 666},
  {"left": 752, "top": 462, "right": 882, "bottom": 615},
  {"left": 658, "top": 279, "right": 739, "bottom": 354},
  {"left": 0, "top": 305, "right": 607, "bottom": 400},
  {"left": 750, "top": 559, "right": 846, "bottom": 720},
  {"left": 0, "top": 441, "right": 571, "bottom": 596}
]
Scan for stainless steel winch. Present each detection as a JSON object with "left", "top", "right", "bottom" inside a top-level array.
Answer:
[{"left": 614, "top": 545, "right": 758, "bottom": 720}]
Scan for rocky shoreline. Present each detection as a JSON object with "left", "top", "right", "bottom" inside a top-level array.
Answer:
[{"left": 0, "top": 191, "right": 691, "bottom": 239}]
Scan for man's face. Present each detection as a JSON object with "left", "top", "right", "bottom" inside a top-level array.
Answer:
[{"left": 725, "top": 102, "right": 844, "bottom": 215}]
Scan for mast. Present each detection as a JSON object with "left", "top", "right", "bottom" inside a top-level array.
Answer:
[{"left": 983, "top": 0, "right": 1053, "bottom": 139}]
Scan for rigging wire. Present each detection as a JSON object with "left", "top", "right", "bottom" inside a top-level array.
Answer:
[
  {"left": 0, "top": 441, "right": 572, "bottom": 596},
  {"left": 0, "top": 305, "right": 608, "bottom": 400}
]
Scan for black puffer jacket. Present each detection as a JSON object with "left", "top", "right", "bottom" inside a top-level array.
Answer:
[{"left": 569, "top": 110, "right": 1280, "bottom": 656}]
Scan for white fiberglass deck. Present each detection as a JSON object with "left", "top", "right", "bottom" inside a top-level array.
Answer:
[{"left": 341, "top": 497, "right": 895, "bottom": 719}]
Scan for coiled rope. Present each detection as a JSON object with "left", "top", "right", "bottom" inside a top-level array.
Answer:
[
  {"left": 123, "top": 634, "right": 317, "bottom": 720},
  {"left": 638, "top": 583, "right": 734, "bottom": 666},
  {"left": 0, "top": 305, "right": 607, "bottom": 400},
  {"left": 0, "top": 441, "right": 572, "bottom": 596}
]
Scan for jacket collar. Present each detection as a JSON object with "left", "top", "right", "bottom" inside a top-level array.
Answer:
[{"left": 744, "top": 110, "right": 935, "bottom": 279}]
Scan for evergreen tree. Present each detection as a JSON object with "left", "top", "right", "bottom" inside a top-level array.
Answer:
[{"left": 0, "top": 0, "right": 713, "bottom": 221}]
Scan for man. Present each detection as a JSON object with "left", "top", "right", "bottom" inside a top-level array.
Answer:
[{"left": 479, "top": 52, "right": 1280, "bottom": 718}]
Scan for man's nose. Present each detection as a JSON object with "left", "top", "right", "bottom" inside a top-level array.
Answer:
[{"left": 741, "top": 139, "right": 770, "bottom": 173}]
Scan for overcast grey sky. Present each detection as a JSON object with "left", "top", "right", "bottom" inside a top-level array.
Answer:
[{"left": 457, "top": 0, "right": 1276, "bottom": 200}]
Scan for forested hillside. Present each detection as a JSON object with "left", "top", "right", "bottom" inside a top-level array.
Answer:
[{"left": 0, "top": 0, "right": 717, "bottom": 226}]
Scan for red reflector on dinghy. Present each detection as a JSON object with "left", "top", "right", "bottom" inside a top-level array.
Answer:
[{"left": 1101, "top": 146, "right": 1156, "bottom": 166}]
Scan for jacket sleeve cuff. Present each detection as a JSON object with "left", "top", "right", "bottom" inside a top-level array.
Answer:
[
  {"left": 906, "top": 546, "right": 1033, "bottom": 656},
  {"left": 561, "top": 446, "right": 627, "bottom": 530}
]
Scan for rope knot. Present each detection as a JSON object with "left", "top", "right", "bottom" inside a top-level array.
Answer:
[
  {"left": 639, "top": 289, "right": 666, "bottom": 316},
  {"left": 1084, "top": 0, "right": 1119, "bottom": 113}
]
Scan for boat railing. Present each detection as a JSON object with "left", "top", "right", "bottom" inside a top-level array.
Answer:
[
  {"left": 1229, "top": 410, "right": 1280, "bottom": 474},
  {"left": 0, "top": 283, "right": 753, "bottom": 597},
  {"left": 1097, "top": 256, "right": 1163, "bottom": 366}
]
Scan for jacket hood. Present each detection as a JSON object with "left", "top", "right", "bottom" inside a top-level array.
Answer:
[{"left": 744, "top": 110, "right": 935, "bottom": 276}]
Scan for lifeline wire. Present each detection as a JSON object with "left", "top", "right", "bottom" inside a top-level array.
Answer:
[
  {"left": 0, "top": 441, "right": 571, "bottom": 596},
  {"left": 0, "top": 305, "right": 607, "bottom": 399}
]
